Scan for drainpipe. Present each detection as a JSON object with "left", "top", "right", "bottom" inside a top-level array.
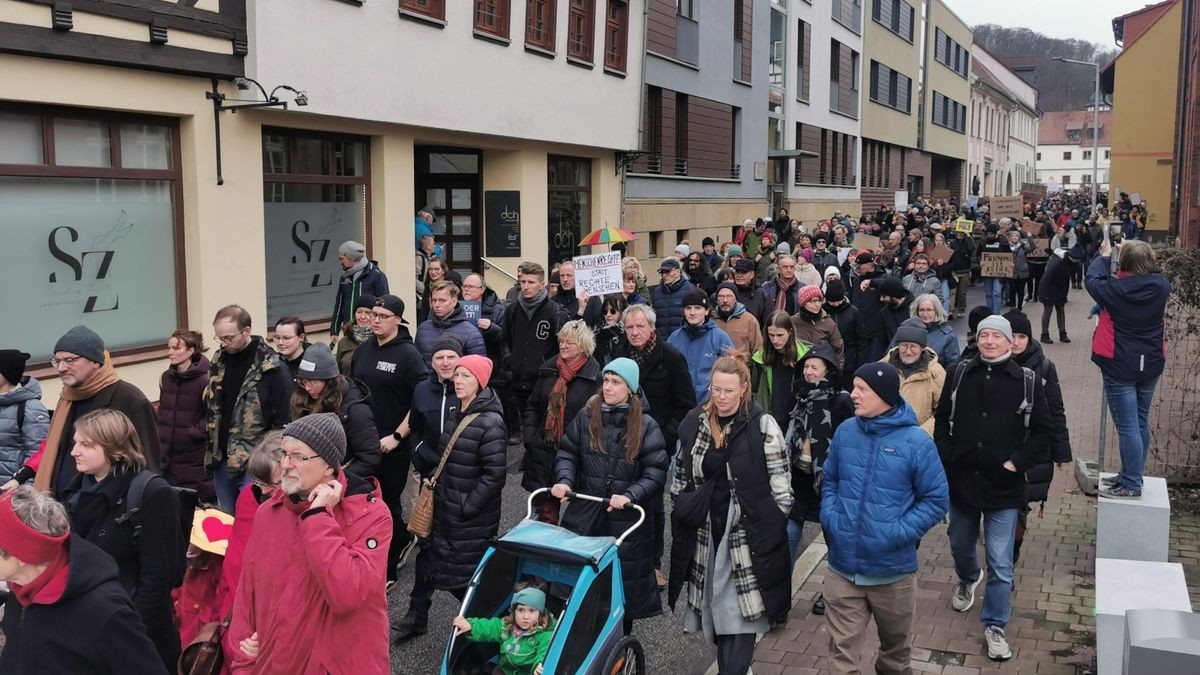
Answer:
[{"left": 1170, "top": 0, "right": 1194, "bottom": 244}]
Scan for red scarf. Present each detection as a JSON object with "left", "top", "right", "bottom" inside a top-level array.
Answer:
[
  {"left": 11, "top": 545, "right": 69, "bottom": 606},
  {"left": 544, "top": 356, "right": 588, "bottom": 443}
]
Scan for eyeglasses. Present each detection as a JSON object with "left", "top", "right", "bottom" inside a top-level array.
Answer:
[
  {"left": 369, "top": 311, "right": 396, "bottom": 321},
  {"left": 216, "top": 333, "right": 243, "bottom": 344},
  {"left": 271, "top": 449, "right": 321, "bottom": 464},
  {"left": 51, "top": 355, "right": 85, "bottom": 368},
  {"left": 275, "top": 334, "right": 300, "bottom": 342}
]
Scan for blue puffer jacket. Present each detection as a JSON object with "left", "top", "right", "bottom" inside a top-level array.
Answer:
[
  {"left": 667, "top": 319, "right": 734, "bottom": 404},
  {"left": 0, "top": 377, "right": 51, "bottom": 483},
  {"left": 651, "top": 278, "right": 696, "bottom": 340},
  {"left": 820, "top": 400, "right": 948, "bottom": 578},
  {"left": 415, "top": 304, "right": 488, "bottom": 368}
]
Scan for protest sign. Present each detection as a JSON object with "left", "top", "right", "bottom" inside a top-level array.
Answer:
[
  {"left": 571, "top": 251, "right": 623, "bottom": 296},
  {"left": 928, "top": 244, "right": 954, "bottom": 265},
  {"left": 1021, "top": 219, "right": 1043, "bottom": 237},
  {"left": 1131, "top": 192, "right": 1142, "bottom": 205},
  {"left": 894, "top": 191, "right": 909, "bottom": 211},
  {"left": 980, "top": 252, "right": 1014, "bottom": 278},
  {"left": 852, "top": 233, "right": 881, "bottom": 252},
  {"left": 966, "top": 195, "right": 979, "bottom": 209},
  {"left": 992, "top": 195, "right": 1024, "bottom": 220},
  {"left": 955, "top": 218, "right": 975, "bottom": 233},
  {"left": 461, "top": 300, "right": 482, "bottom": 322},
  {"left": 1028, "top": 238, "right": 1050, "bottom": 258}
]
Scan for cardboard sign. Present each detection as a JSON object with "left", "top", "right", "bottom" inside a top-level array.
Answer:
[
  {"left": 571, "top": 251, "right": 623, "bottom": 296},
  {"left": 1028, "top": 238, "right": 1050, "bottom": 258},
  {"left": 992, "top": 195, "right": 1024, "bottom": 220},
  {"left": 980, "top": 252, "right": 1014, "bottom": 278},
  {"left": 460, "top": 300, "right": 482, "bottom": 322},
  {"left": 928, "top": 244, "right": 954, "bottom": 265},
  {"left": 852, "top": 233, "right": 881, "bottom": 252},
  {"left": 966, "top": 195, "right": 979, "bottom": 208},
  {"left": 1131, "top": 192, "right": 1142, "bottom": 205},
  {"left": 1021, "top": 219, "right": 1043, "bottom": 237},
  {"left": 955, "top": 218, "right": 975, "bottom": 233},
  {"left": 894, "top": 190, "right": 909, "bottom": 211}
]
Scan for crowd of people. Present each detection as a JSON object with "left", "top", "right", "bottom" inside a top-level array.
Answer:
[{"left": 0, "top": 190, "right": 1170, "bottom": 675}]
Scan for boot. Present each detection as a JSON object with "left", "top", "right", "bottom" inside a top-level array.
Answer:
[
  {"left": 1040, "top": 333, "right": 1054, "bottom": 344},
  {"left": 1059, "top": 333, "right": 1071, "bottom": 344},
  {"left": 812, "top": 593, "right": 826, "bottom": 615},
  {"left": 391, "top": 612, "right": 428, "bottom": 642}
]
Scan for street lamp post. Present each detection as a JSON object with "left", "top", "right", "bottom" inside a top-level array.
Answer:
[{"left": 1052, "top": 57, "right": 1103, "bottom": 242}]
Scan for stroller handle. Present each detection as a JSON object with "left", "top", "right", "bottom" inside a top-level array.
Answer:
[{"left": 526, "top": 487, "right": 647, "bottom": 547}]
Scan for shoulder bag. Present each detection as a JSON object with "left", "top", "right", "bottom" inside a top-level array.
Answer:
[{"left": 408, "top": 413, "right": 479, "bottom": 538}]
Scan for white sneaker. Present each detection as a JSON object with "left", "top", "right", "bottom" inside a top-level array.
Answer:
[
  {"left": 984, "top": 625, "right": 1012, "bottom": 660},
  {"left": 951, "top": 574, "right": 983, "bottom": 612}
]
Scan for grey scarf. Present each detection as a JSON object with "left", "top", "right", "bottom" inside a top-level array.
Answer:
[
  {"left": 518, "top": 288, "right": 548, "bottom": 318},
  {"left": 341, "top": 257, "right": 369, "bottom": 280}
]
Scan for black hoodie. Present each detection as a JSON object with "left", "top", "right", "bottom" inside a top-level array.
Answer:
[
  {"left": 0, "top": 535, "right": 164, "bottom": 674},
  {"left": 349, "top": 326, "right": 428, "bottom": 436}
]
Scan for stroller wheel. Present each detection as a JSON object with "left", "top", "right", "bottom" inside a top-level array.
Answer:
[{"left": 602, "top": 635, "right": 645, "bottom": 675}]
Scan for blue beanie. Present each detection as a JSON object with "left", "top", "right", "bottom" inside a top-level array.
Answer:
[
  {"left": 603, "top": 357, "right": 640, "bottom": 393},
  {"left": 511, "top": 587, "right": 546, "bottom": 613}
]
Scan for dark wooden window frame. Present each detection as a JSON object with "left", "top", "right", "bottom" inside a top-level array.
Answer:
[
  {"left": 603, "top": 0, "right": 629, "bottom": 74},
  {"left": 568, "top": 0, "right": 595, "bottom": 64},
  {"left": 526, "top": 0, "right": 557, "bottom": 54},
  {"left": 474, "top": 0, "right": 511, "bottom": 40},
  {"left": 0, "top": 103, "right": 186, "bottom": 372},
  {"left": 400, "top": 0, "right": 446, "bottom": 23}
]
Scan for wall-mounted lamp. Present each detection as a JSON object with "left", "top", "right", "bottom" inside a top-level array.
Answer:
[{"left": 206, "top": 77, "right": 308, "bottom": 185}]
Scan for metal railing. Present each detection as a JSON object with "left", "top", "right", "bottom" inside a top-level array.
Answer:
[
  {"left": 480, "top": 257, "right": 517, "bottom": 282},
  {"left": 630, "top": 154, "right": 740, "bottom": 180}
]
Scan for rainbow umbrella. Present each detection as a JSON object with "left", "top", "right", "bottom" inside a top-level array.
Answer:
[{"left": 578, "top": 226, "right": 638, "bottom": 247}]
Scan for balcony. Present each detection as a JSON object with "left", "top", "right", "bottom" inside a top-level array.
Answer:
[{"left": 630, "top": 153, "right": 741, "bottom": 180}]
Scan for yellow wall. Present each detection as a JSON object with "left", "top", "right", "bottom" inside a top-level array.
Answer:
[
  {"left": 623, "top": 198, "right": 767, "bottom": 281},
  {"left": 785, "top": 198, "right": 864, "bottom": 224},
  {"left": 861, "top": 8, "right": 921, "bottom": 149},
  {"left": 924, "top": 0, "right": 972, "bottom": 160},
  {"left": 1107, "top": 1, "right": 1181, "bottom": 234}
]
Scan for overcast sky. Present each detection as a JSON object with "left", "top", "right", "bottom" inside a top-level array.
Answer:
[{"left": 950, "top": 0, "right": 1157, "bottom": 49}]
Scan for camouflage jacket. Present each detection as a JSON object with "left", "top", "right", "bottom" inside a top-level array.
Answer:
[{"left": 204, "top": 337, "right": 291, "bottom": 471}]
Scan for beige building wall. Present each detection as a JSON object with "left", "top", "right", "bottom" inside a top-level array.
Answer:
[
  {"left": 623, "top": 198, "right": 767, "bottom": 281},
  {"left": 923, "top": 0, "right": 972, "bottom": 160},
  {"left": 785, "top": 198, "right": 863, "bottom": 223},
  {"left": 861, "top": 8, "right": 921, "bottom": 149}
]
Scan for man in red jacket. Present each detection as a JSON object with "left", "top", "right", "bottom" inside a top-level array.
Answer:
[{"left": 225, "top": 413, "right": 392, "bottom": 674}]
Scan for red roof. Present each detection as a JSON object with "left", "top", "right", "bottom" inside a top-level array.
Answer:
[
  {"left": 1113, "top": 0, "right": 1177, "bottom": 47},
  {"left": 1038, "top": 110, "right": 1113, "bottom": 146}
]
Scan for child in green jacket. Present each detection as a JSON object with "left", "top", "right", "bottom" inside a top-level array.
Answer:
[{"left": 451, "top": 586, "right": 556, "bottom": 675}]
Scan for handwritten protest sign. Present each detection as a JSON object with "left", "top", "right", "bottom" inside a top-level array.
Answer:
[
  {"left": 572, "top": 251, "right": 623, "bottom": 296},
  {"left": 980, "top": 252, "right": 1014, "bottom": 278},
  {"left": 852, "top": 233, "right": 881, "bottom": 252},
  {"left": 461, "top": 300, "right": 482, "bottom": 322},
  {"left": 894, "top": 191, "right": 909, "bottom": 211},
  {"left": 1028, "top": 238, "right": 1050, "bottom": 258},
  {"left": 1021, "top": 219, "right": 1043, "bottom": 237},
  {"left": 955, "top": 218, "right": 975, "bottom": 233},
  {"left": 992, "top": 195, "right": 1024, "bottom": 220}
]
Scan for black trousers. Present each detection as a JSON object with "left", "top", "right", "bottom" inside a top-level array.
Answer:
[
  {"left": 379, "top": 447, "right": 414, "bottom": 581},
  {"left": 715, "top": 633, "right": 757, "bottom": 675},
  {"left": 1007, "top": 278, "right": 1031, "bottom": 310},
  {"left": 1041, "top": 303, "right": 1067, "bottom": 336},
  {"left": 407, "top": 541, "right": 464, "bottom": 617}
]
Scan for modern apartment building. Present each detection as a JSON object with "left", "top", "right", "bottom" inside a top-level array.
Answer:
[
  {"left": 859, "top": 0, "right": 971, "bottom": 207},
  {"left": 969, "top": 46, "right": 1040, "bottom": 197},
  {"left": 624, "top": 0, "right": 768, "bottom": 258},
  {"left": 0, "top": 0, "right": 644, "bottom": 398}
]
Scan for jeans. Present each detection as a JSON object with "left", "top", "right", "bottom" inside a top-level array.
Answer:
[
  {"left": 947, "top": 504, "right": 1018, "bottom": 628},
  {"left": 787, "top": 520, "right": 805, "bottom": 563},
  {"left": 213, "top": 463, "right": 251, "bottom": 513},
  {"left": 1102, "top": 373, "right": 1159, "bottom": 491},
  {"left": 983, "top": 278, "right": 1003, "bottom": 314},
  {"left": 939, "top": 279, "right": 952, "bottom": 313}
]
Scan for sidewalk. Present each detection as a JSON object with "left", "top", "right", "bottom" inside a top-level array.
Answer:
[{"left": 753, "top": 293, "right": 1101, "bottom": 675}]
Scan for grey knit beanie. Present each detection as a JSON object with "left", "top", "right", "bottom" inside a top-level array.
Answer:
[
  {"left": 976, "top": 315, "right": 1014, "bottom": 343},
  {"left": 53, "top": 325, "right": 106, "bottom": 364},
  {"left": 296, "top": 342, "right": 340, "bottom": 380},
  {"left": 284, "top": 413, "right": 346, "bottom": 467}
]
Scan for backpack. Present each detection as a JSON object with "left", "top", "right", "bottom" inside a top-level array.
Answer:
[
  {"left": 947, "top": 360, "right": 1036, "bottom": 441},
  {"left": 115, "top": 470, "right": 198, "bottom": 588}
]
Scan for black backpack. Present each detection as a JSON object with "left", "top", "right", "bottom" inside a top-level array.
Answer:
[
  {"left": 114, "top": 470, "right": 198, "bottom": 588},
  {"left": 947, "top": 360, "right": 1036, "bottom": 441}
]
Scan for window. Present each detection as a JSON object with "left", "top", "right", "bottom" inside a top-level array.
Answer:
[
  {"left": 1063, "top": 151, "right": 1072, "bottom": 160},
  {"left": 933, "top": 28, "right": 968, "bottom": 78},
  {"left": 677, "top": 0, "right": 693, "bottom": 19},
  {"left": 931, "top": 92, "right": 965, "bottom": 133},
  {"left": 832, "top": 0, "right": 862, "bottom": 34},
  {"left": 1036, "top": 152, "right": 1041, "bottom": 161},
  {"left": 872, "top": 0, "right": 914, "bottom": 42},
  {"left": 868, "top": 60, "right": 911, "bottom": 114},
  {"left": 829, "top": 40, "right": 859, "bottom": 118},
  {"left": 0, "top": 107, "right": 183, "bottom": 363},
  {"left": 526, "top": 0, "right": 556, "bottom": 51},
  {"left": 1105, "top": 149, "right": 1111, "bottom": 160},
  {"left": 1082, "top": 174, "right": 1092, "bottom": 184},
  {"left": 400, "top": 0, "right": 445, "bottom": 20},
  {"left": 795, "top": 123, "right": 857, "bottom": 187},
  {"left": 474, "top": 0, "right": 510, "bottom": 38},
  {"left": 604, "top": 1, "right": 628, "bottom": 72},
  {"left": 548, "top": 156, "right": 592, "bottom": 265},
  {"left": 263, "top": 130, "right": 369, "bottom": 324},
  {"left": 1083, "top": 150, "right": 1092, "bottom": 160},
  {"left": 796, "top": 19, "right": 810, "bottom": 101},
  {"left": 769, "top": 9, "right": 785, "bottom": 87},
  {"left": 568, "top": 0, "right": 594, "bottom": 62}
]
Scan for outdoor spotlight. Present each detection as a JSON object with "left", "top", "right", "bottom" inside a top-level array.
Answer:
[
  {"left": 234, "top": 77, "right": 251, "bottom": 90},
  {"left": 294, "top": 91, "right": 308, "bottom": 107}
]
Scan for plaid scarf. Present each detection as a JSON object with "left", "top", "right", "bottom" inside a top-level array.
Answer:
[
  {"left": 786, "top": 382, "right": 837, "bottom": 467},
  {"left": 544, "top": 356, "right": 588, "bottom": 444},
  {"left": 629, "top": 330, "right": 658, "bottom": 370},
  {"left": 773, "top": 276, "right": 797, "bottom": 312}
]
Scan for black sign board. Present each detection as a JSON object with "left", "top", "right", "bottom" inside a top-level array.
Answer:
[{"left": 485, "top": 191, "right": 521, "bottom": 257}]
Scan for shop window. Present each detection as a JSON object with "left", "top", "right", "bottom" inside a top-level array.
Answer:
[
  {"left": 526, "top": 0, "right": 557, "bottom": 52},
  {"left": 604, "top": 0, "right": 629, "bottom": 72},
  {"left": 262, "top": 129, "right": 369, "bottom": 325},
  {"left": 474, "top": 0, "right": 510, "bottom": 38},
  {"left": 400, "top": 0, "right": 445, "bottom": 21},
  {"left": 568, "top": 0, "right": 594, "bottom": 62},
  {"left": 0, "top": 106, "right": 182, "bottom": 364},
  {"left": 548, "top": 156, "right": 591, "bottom": 265}
]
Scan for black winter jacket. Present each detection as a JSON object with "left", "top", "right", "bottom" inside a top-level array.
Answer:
[
  {"left": 409, "top": 373, "right": 459, "bottom": 477},
  {"left": 1013, "top": 341, "right": 1072, "bottom": 504},
  {"left": 49, "top": 380, "right": 162, "bottom": 497},
  {"left": 63, "top": 467, "right": 182, "bottom": 672},
  {"left": 824, "top": 300, "right": 864, "bottom": 389},
  {"left": 610, "top": 341, "right": 696, "bottom": 452},
  {"left": 0, "top": 535, "right": 164, "bottom": 675},
  {"left": 521, "top": 357, "right": 602, "bottom": 492},
  {"left": 336, "top": 378, "right": 381, "bottom": 478},
  {"left": 879, "top": 293, "right": 915, "bottom": 347},
  {"left": 1038, "top": 253, "right": 1074, "bottom": 305},
  {"left": 850, "top": 269, "right": 885, "bottom": 343},
  {"left": 593, "top": 324, "right": 628, "bottom": 366},
  {"left": 651, "top": 278, "right": 697, "bottom": 340},
  {"left": 556, "top": 400, "right": 668, "bottom": 619},
  {"left": 431, "top": 388, "right": 508, "bottom": 593},
  {"left": 933, "top": 355, "right": 1053, "bottom": 511},
  {"left": 157, "top": 356, "right": 212, "bottom": 501},
  {"left": 501, "top": 296, "right": 569, "bottom": 392},
  {"left": 735, "top": 282, "right": 771, "bottom": 326}
]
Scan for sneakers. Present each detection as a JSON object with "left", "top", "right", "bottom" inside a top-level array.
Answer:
[
  {"left": 1100, "top": 484, "right": 1142, "bottom": 499},
  {"left": 1100, "top": 474, "right": 1120, "bottom": 487},
  {"left": 984, "top": 625, "right": 1013, "bottom": 660},
  {"left": 391, "top": 613, "right": 428, "bottom": 642},
  {"left": 952, "top": 574, "right": 983, "bottom": 612},
  {"left": 396, "top": 537, "right": 418, "bottom": 570}
]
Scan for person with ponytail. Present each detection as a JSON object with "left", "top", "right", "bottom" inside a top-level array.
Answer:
[
  {"left": 668, "top": 351, "right": 793, "bottom": 675},
  {"left": 552, "top": 358, "right": 668, "bottom": 630}
]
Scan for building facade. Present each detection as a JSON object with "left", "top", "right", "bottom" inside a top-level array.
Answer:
[
  {"left": 1034, "top": 110, "right": 1112, "bottom": 194},
  {"left": 859, "top": 0, "right": 970, "bottom": 208},
  {"left": 1176, "top": 0, "right": 1200, "bottom": 246},
  {"left": 969, "top": 45, "right": 1039, "bottom": 197},
  {"left": 0, "top": 0, "right": 643, "bottom": 397},
  {"left": 1102, "top": 0, "right": 1181, "bottom": 240},
  {"left": 623, "top": 0, "right": 768, "bottom": 259},
  {"left": 777, "top": 0, "right": 864, "bottom": 222}
]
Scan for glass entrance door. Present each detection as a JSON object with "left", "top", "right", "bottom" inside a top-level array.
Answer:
[{"left": 416, "top": 148, "right": 481, "bottom": 277}]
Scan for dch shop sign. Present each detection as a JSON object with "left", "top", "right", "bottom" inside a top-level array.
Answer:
[{"left": 485, "top": 191, "right": 521, "bottom": 257}]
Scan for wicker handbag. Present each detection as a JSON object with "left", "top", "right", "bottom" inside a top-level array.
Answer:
[{"left": 408, "top": 413, "right": 479, "bottom": 538}]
